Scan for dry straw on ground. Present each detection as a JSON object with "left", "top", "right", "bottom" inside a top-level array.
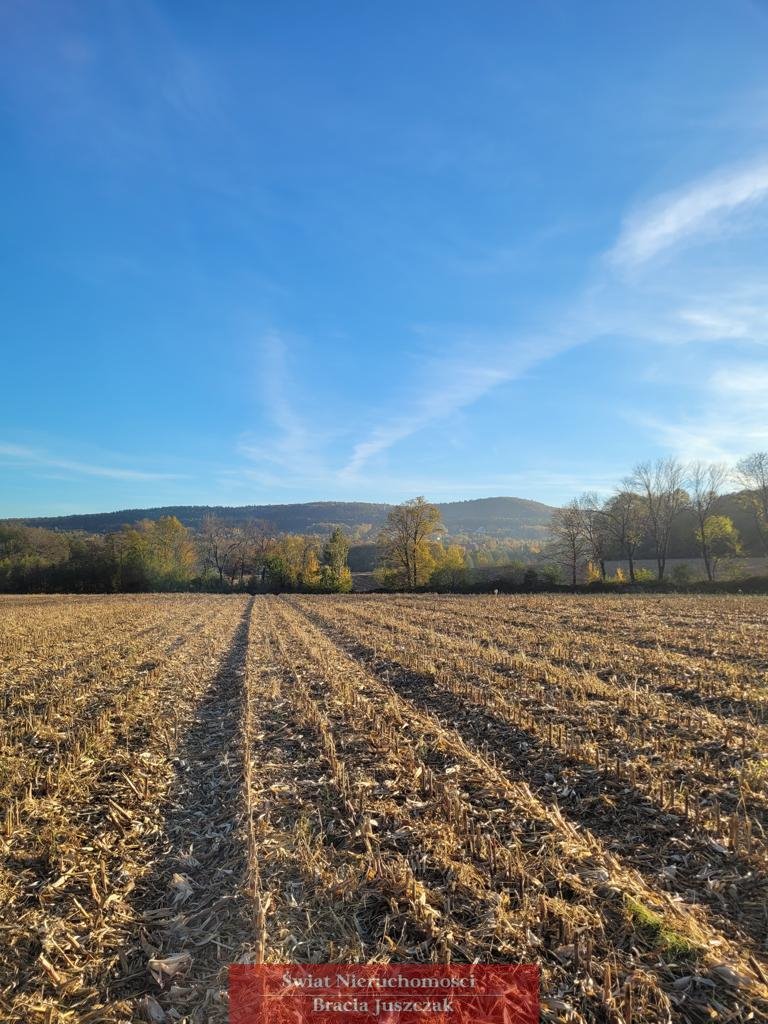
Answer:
[{"left": 0, "top": 592, "right": 766, "bottom": 1023}]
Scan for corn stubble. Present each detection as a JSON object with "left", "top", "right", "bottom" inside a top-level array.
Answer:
[{"left": 0, "top": 592, "right": 766, "bottom": 1023}]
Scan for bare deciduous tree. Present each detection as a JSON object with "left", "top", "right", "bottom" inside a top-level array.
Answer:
[
  {"left": 576, "top": 492, "right": 611, "bottom": 580},
  {"left": 603, "top": 489, "right": 645, "bottom": 582},
  {"left": 242, "top": 519, "right": 275, "bottom": 587},
  {"left": 689, "top": 461, "right": 729, "bottom": 580},
  {"left": 199, "top": 515, "right": 244, "bottom": 585},
  {"left": 549, "top": 499, "right": 588, "bottom": 588},
  {"left": 736, "top": 451, "right": 768, "bottom": 554},
  {"left": 630, "top": 458, "right": 688, "bottom": 581}
]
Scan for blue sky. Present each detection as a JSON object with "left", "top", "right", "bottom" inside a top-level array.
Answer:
[{"left": 2, "top": 1, "right": 768, "bottom": 516}]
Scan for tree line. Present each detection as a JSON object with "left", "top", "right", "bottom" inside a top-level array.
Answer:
[
  {"left": 0, "top": 516, "right": 354, "bottom": 594},
  {"left": 0, "top": 499, "right": 501, "bottom": 594},
  {"left": 0, "top": 498, "right": 471, "bottom": 594},
  {"left": 550, "top": 452, "right": 768, "bottom": 585},
  {"left": 2, "top": 450, "right": 767, "bottom": 593}
]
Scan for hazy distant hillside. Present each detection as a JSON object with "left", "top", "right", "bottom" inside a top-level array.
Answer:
[
  {"left": 437, "top": 497, "right": 554, "bottom": 536},
  {"left": 14, "top": 497, "right": 556, "bottom": 540}
]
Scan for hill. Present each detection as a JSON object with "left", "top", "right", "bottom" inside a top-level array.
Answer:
[{"left": 12, "top": 497, "right": 555, "bottom": 541}]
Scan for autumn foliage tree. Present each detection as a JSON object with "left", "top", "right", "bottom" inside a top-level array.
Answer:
[
  {"left": 108, "top": 516, "right": 196, "bottom": 590},
  {"left": 695, "top": 515, "right": 741, "bottom": 579},
  {"left": 261, "top": 534, "right": 320, "bottom": 591},
  {"left": 321, "top": 527, "right": 353, "bottom": 592},
  {"left": 429, "top": 543, "right": 469, "bottom": 590},
  {"left": 689, "top": 462, "right": 729, "bottom": 581},
  {"left": 377, "top": 497, "right": 443, "bottom": 589}
]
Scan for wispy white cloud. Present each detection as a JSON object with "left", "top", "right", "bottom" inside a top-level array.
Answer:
[
  {"left": 0, "top": 442, "right": 182, "bottom": 481},
  {"left": 608, "top": 157, "right": 768, "bottom": 268},
  {"left": 340, "top": 331, "right": 573, "bottom": 477},
  {"left": 633, "top": 360, "right": 768, "bottom": 462},
  {"left": 342, "top": 363, "right": 511, "bottom": 476},
  {"left": 573, "top": 276, "right": 768, "bottom": 347},
  {"left": 339, "top": 156, "right": 768, "bottom": 477},
  {"left": 222, "top": 154, "right": 768, "bottom": 492},
  {"left": 676, "top": 308, "right": 750, "bottom": 339},
  {"left": 710, "top": 363, "right": 768, "bottom": 395},
  {"left": 239, "top": 331, "right": 332, "bottom": 479}
]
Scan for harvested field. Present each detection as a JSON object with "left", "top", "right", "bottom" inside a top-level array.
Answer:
[{"left": 0, "top": 592, "right": 766, "bottom": 1023}]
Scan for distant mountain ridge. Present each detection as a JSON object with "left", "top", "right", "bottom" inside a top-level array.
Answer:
[{"left": 12, "top": 497, "right": 556, "bottom": 540}]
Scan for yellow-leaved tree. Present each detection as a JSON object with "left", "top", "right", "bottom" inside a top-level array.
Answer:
[
  {"left": 376, "top": 497, "right": 443, "bottom": 590},
  {"left": 320, "top": 528, "right": 353, "bottom": 592},
  {"left": 430, "top": 543, "right": 469, "bottom": 590},
  {"left": 585, "top": 560, "right": 602, "bottom": 583}
]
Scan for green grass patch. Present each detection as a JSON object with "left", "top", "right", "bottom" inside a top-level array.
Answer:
[{"left": 623, "top": 895, "right": 699, "bottom": 960}]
